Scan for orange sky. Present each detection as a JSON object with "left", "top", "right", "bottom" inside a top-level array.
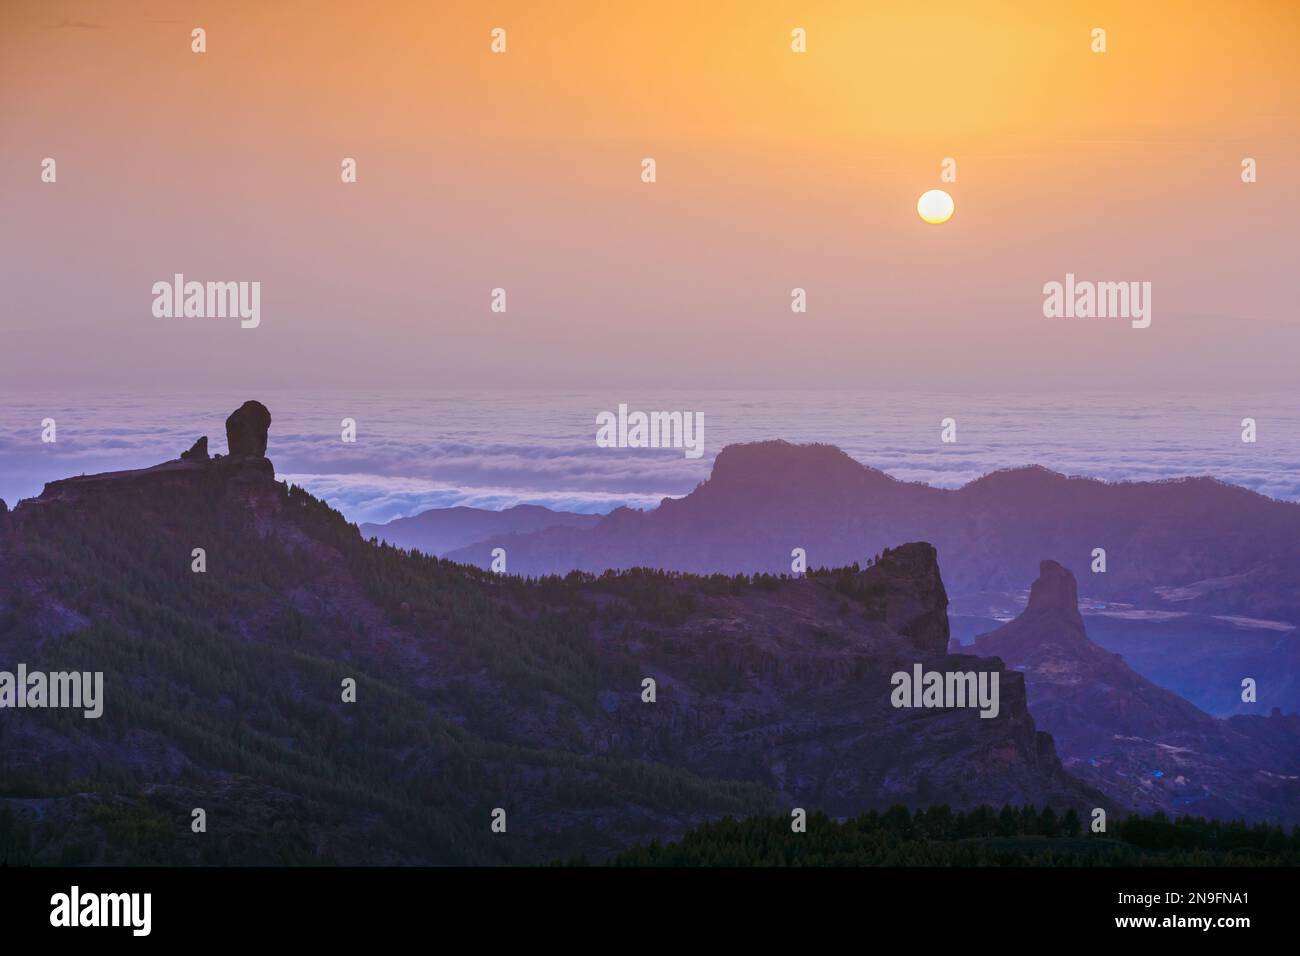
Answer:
[{"left": 2, "top": 0, "right": 1297, "bottom": 390}]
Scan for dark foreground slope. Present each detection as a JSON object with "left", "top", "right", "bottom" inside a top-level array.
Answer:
[
  {"left": 0, "top": 412, "right": 1101, "bottom": 865},
  {"left": 604, "top": 807, "right": 1300, "bottom": 867}
]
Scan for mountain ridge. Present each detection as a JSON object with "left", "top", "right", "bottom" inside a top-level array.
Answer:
[
  {"left": 0, "top": 404, "right": 1109, "bottom": 864},
  {"left": 438, "top": 439, "right": 1300, "bottom": 626}
]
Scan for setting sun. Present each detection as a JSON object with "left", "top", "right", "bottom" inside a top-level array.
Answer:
[{"left": 917, "top": 189, "right": 955, "bottom": 224}]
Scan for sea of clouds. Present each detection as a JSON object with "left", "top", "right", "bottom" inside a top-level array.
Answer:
[{"left": 2, "top": 389, "right": 1297, "bottom": 525}]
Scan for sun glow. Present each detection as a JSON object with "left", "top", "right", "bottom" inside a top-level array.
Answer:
[{"left": 917, "top": 189, "right": 955, "bottom": 224}]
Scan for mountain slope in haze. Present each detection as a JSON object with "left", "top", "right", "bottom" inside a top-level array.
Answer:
[
  {"left": 1064, "top": 611, "right": 1300, "bottom": 718},
  {"left": 973, "top": 561, "right": 1300, "bottom": 825},
  {"left": 360, "top": 504, "right": 599, "bottom": 556},
  {"left": 0, "top": 406, "right": 1103, "bottom": 865},
  {"left": 445, "top": 440, "right": 1300, "bottom": 625}
]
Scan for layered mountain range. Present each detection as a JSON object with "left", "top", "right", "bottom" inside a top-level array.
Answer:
[
  {"left": 360, "top": 505, "right": 599, "bottom": 557},
  {"left": 419, "top": 440, "right": 1300, "bottom": 626},
  {"left": 364, "top": 441, "right": 1300, "bottom": 715},
  {"left": 0, "top": 404, "right": 1108, "bottom": 865}
]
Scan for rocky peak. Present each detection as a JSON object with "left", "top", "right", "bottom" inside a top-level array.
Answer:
[
  {"left": 1026, "top": 560, "right": 1079, "bottom": 615},
  {"left": 225, "top": 401, "right": 272, "bottom": 458},
  {"left": 973, "top": 559, "right": 1090, "bottom": 664},
  {"left": 858, "top": 541, "right": 950, "bottom": 655},
  {"left": 703, "top": 441, "right": 894, "bottom": 498},
  {"left": 180, "top": 436, "right": 210, "bottom": 461},
  {"left": 24, "top": 402, "right": 277, "bottom": 510}
]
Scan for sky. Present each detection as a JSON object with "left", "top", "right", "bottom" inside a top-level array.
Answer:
[{"left": 2, "top": 0, "right": 1298, "bottom": 394}]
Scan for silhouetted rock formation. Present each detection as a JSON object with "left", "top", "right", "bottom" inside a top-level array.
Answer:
[
  {"left": 180, "top": 436, "right": 210, "bottom": 461},
  {"left": 225, "top": 401, "right": 272, "bottom": 458},
  {"left": 975, "top": 561, "right": 1300, "bottom": 824},
  {"left": 1025, "top": 559, "right": 1080, "bottom": 616},
  {"left": 30, "top": 402, "right": 277, "bottom": 504},
  {"left": 856, "top": 542, "right": 951, "bottom": 654}
]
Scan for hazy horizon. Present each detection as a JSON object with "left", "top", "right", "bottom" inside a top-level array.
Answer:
[{"left": 4, "top": 388, "right": 1297, "bottom": 525}]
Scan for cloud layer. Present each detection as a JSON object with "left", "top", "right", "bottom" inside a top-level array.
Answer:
[{"left": 2, "top": 389, "right": 1296, "bottom": 524}]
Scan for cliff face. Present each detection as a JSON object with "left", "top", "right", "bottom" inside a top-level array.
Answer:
[
  {"left": 862, "top": 543, "right": 952, "bottom": 655},
  {"left": 0, "top": 405, "right": 1103, "bottom": 864},
  {"left": 975, "top": 562, "right": 1300, "bottom": 824},
  {"left": 574, "top": 543, "right": 1094, "bottom": 818}
]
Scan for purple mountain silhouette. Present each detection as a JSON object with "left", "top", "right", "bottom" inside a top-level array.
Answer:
[
  {"left": 443, "top": 440, "right": 1300, "bottom": 624},
  {"left": 361, "top": 504, "right": 599, "bottom": 556}
]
